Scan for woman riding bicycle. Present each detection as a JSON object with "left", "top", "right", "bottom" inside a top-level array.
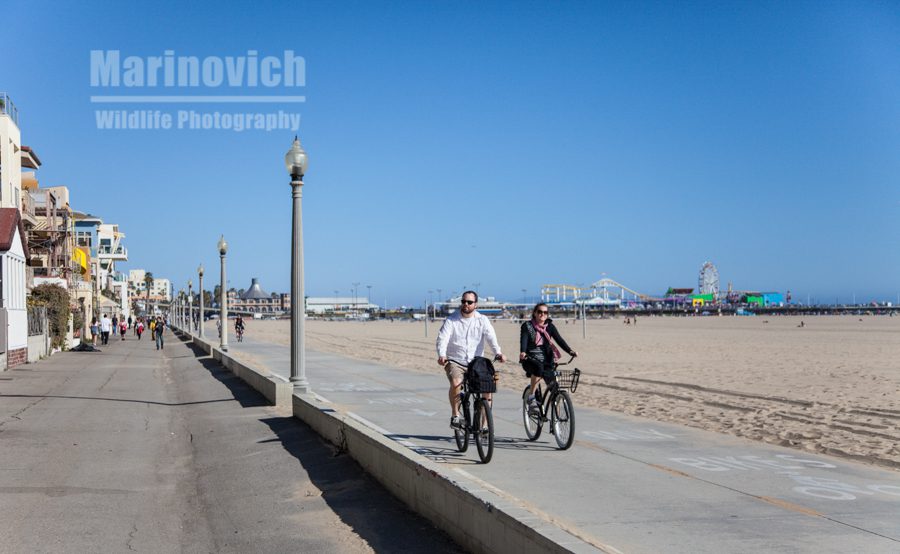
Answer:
[{"left": 520, "top": 303, "right": 577, "bottom": 413}]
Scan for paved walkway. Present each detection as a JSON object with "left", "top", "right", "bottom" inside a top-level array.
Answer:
[
  {"left": 0, "top": 333, "right": 462, "bottom": 553},
  {"left": 225, "top": 332, "right": 900, "bottom": 554}
]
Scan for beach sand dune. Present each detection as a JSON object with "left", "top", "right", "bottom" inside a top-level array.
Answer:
[{"left": 231, "top": 315, "right": 900, "bottom": 469}]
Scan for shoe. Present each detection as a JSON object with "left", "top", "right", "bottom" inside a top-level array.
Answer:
[
  {"left": 527, "top": 397, "right": 541, "bottom": 416},
  {"left": 450, "top": 416, "right": 463, "bottom": 429}
]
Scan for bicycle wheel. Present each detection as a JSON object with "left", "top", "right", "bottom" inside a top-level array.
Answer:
[
  {"left": 522, "top": 386, "right": 542, "bottom": 441},
  {"left": 551, "top": 390, "right": 575, "bottom": 450},
  {"left": 474, "top": 398, "right": 494, "bottom": 464},
  {"left": 454, "top": 399, "right": 470, "bottom": 452}
]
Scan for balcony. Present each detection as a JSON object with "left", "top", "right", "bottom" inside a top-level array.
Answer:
[
  {"left": 97, "top": 244, "right": 128, "bottom": 261},
  {"left": 0, "top": 93, "right": 18, "bottom": 126},
  {"left": 21, "top": 190, "right": 37, "bottom": 227}
]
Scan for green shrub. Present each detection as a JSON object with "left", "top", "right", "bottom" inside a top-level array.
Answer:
[{"left": 30, "top": 284, "right": 71, "bottom": 348}]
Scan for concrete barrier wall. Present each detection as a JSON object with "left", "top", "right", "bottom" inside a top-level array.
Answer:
[
  {"left": 292, "top": 393, "right": 599, "bottom": 553},
  {"left": 172, "top": 325, "right": 601, "bottom": 554}
]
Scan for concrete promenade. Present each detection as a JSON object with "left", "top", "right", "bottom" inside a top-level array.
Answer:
[
  {"left": 0, "top": 333, "right": 462, "bottom": 552},
  {"left": 225, "top": 333, "right": 900, "bottom": 554}
]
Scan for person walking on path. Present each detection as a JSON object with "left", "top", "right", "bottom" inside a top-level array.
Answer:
[
  {"left": 112, "top": 315, "right": 118, "bottom": 336},
  {"left": 90, "top": 318, "right": 99, "bottom": 346},
  {"left": 519, "top": 302, "right": 577, "bottom": 414},
  {"left": 119, "top": 319, "right": 127, "bottom": 340},
  {"left": 154, "top": 318, "right": 165, "bottom": 350},
  {"left": 136, "top": 319, "right": 144, "bottom": 340},
  {"left": 436, "top": 291, "right": 506, "bottom": 430},
  {"left": 99, "top": 315, "right": 112, "bottom": 345}
]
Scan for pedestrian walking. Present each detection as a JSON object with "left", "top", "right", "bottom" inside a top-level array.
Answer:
[
  {"left": 100, "top": 314, "right": 112, "bottom": 345},
  {"left": 155, "top": 318, "right": 165, "bottom": 350},
  {"left": 120, "top": 319, "right": 127, "bottom": 340},
  {"left": 90, "top": 318, "right": 99, "bottom": 346},
  {"left": 112, "top": 315, "right": 118, "bottom": 336},
  {"left": 136, "top": 320, "right": 145, "bottom": 340}
]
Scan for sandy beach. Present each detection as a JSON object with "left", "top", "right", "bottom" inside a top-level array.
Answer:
[{"left": 227, "top": 315, "right": 900, "bottom": 469}]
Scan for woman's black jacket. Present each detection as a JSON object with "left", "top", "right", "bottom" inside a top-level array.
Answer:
[{"left": 520, "top": 319, "right": 574, "bottom": 365}]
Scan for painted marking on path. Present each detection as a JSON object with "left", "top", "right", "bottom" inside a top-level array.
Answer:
[
  {"left": 367, "top": 397, "right": 424, "bottom": 405},
  {"left": 411, "top": 409, "right": 437, "bottom": 417},
  {"left": 318, "top": 382, "right": 391, "bottom": 392},
  {"left": 584, "top": 428, "right": 675, "bottom": 441},
  {"left": 668, "top": 454, "right": 900, "bottom": 501}
]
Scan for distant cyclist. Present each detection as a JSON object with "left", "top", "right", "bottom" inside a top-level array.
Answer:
[
  {"left": 436, "top": 291, "right": 506, "bottom": 429},
  {"left": 520, "top": 303, "right": 577, "bottom": 413},
  {"left": 235, "top": 315, "right": 245, "bottom": 341}
]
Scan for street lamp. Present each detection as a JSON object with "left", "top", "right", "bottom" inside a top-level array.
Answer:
[
  {"left": 198, "top": 264, "right": 205, "bottom": 339},
  {"left": 285, "top": 136, "right": 310, "bottom": 392},
  {"left": 367, "top": 284, "right": 372, "bottom": 315},
  {"left": 218, "top": 235, "right": 229, "bottom": 351},
  {"left": 187, "top": 279, "right": 193, "bottom": 335},
  {"left": 180, "top": 289, "right": 186, "bottom": 328}
]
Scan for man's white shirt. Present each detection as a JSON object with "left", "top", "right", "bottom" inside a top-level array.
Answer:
[
  {"left": 436, "top": 310, "right": 502, "bottom": 364},
  {"left": 99, "top": 318, "right": 112, "bottom": 332}
]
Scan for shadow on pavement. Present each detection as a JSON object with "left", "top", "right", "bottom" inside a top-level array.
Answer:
[
  {"left": 177, "top": 338, "right": 464, "bottom": 552},
  {"left": 0, "top": 394, "right": 235, "bottom": 407},
  {"left": 260, "top": 416, "right": 465, "bottom": 553},
  {"left": 179, "top": 343, "right": 269, "bottom": 409}
]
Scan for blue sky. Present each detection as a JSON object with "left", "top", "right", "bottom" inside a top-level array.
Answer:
[{"left": 3, "top": 1, "right": 899, "bottom": 306}]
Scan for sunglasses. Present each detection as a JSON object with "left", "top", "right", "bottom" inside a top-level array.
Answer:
[
  {"left": 536, "top": 310, "right": 549, "bottom": 315},
  {"left": 461, "top": 300, "right": 476, "bottom": 305}
]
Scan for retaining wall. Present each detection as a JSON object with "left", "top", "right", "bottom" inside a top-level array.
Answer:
[{"left": 172, "top": 326, "right": 604, "bottom": 554}]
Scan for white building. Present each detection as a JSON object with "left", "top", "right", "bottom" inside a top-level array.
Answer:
[
  {"left": 0, "top": 208, "right": 28, "bottom": 368},
  {"left": 128, "top": 269, "right": 171, "bottom": 301},
  {"left": 306, "top": 296, "right": 376, "bottom": 315},
  {"left": 0, "top": 93, "right": 25, "bottom": 211},
  {"left": 96, "top": 223, "right": 127, "bottom": 289}
]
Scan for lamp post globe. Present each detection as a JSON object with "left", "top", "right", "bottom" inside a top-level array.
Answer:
[
  {"left": 284, "top": 135, "right": 309, "bottom": 179},
  {"left": 218, "top": 235, "right": 228, "bottom": 351},
  {"left": 285, "top": 136, "right": 310, "bottom": 393}
]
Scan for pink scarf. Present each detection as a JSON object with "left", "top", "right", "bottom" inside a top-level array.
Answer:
[{"left": 531, "top": 318, "right": 561, "bottom": 360}]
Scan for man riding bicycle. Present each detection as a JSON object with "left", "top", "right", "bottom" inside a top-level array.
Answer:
[
  {"left": 520, "top": 303, "right": 577, "bottom": 414},
  {"left": 436, "top": 291, "right": 506, "bottom": 429},
  {"left": 235, "top": 315, "right": 245, "bottom": 340}
]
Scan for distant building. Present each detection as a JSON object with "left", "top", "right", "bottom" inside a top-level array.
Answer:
[
  {"left": 128, "top": 269, "right": 171, "bottom": 302},
  {"left": 227, "top": 278, "right": 290, "bottom": 314},
  {"left": 306, "top": 296, "right": 375, "bottom": 315}
]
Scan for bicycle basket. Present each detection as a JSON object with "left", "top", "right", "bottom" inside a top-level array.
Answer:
[{"left": 557, "top": 368, "right": 581, "bottom": 393}]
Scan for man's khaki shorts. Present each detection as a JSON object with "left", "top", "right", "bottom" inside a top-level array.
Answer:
[{"left": 444, "top": 362, "right": 464, "bottom": 383}]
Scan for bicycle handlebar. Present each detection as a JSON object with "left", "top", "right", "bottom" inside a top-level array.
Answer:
[{"left": 447, "top": 354, "right": 504, "bottom": 368}]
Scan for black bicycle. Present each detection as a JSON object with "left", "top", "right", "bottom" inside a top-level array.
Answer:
[
  {"left": 449, "top": 359, "right": 496, "bottom": 464},
  {"left": 521, "top": 356, "right": 580, "bottom": 449}
]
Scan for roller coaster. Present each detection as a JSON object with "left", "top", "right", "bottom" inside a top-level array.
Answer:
[{"left": 541, "top": 277, "right": 650, "bottom": 307}]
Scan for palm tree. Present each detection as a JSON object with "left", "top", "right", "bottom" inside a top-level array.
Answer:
[{"left": 144, "top": 272, "right": 154, "bottom": 316}]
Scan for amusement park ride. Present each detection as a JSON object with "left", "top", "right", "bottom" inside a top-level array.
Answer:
[{"left": 540, "top": 261, "right": 727, "bottom": 308}]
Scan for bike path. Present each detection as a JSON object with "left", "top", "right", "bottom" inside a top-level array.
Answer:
[{"left": 226, "top": 335, "right": 900, "bottom": 554}]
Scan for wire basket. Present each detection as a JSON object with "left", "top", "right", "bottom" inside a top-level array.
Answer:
[{"left": 557, "top": 369, "right": 581, "bottom": 393}]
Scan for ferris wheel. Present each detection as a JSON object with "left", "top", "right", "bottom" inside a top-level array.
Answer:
[{"left": 698, "top": 262, "right": 719, "bottom": 296}]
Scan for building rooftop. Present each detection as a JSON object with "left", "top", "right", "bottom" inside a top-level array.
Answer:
[{"left": 241, "top": 278, "right": 270, "bottom": 299}]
